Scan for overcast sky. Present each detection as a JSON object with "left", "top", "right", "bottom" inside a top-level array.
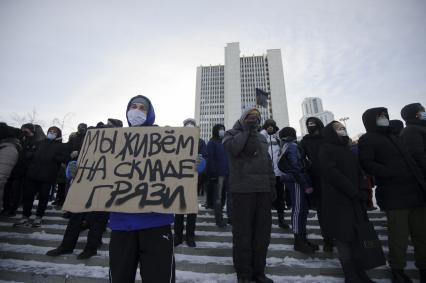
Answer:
[{"left": 1, "top": 0, "right": 425, "bottom": 139}]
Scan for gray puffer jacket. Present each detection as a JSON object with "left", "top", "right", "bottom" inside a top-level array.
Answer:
[{"left": 223, "top": 109, "right": 275, "bottom": 194}]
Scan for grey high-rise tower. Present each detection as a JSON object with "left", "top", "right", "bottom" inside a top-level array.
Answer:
[{"left": 195, "top": 42, "right": 290, "bottom": 142}]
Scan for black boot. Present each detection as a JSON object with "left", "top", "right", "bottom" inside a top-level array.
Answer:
[
  {"left": 46, "top": 246, "right": 73, "bottom": 257},
  {"left": 294, "top": 234, "right": 315, "bottom": 254},
  {"left": 341, "top": 261, "right": 363, "bottom": 283},
  {"left": 277, "top": 212, "right": 290, "bottom": 229},
  {"left": 237, "top": 275, "right": 251, "bottom": 283},
  {"left": 77, "top": 249, "right": 97, "bottom": 260},
  {"left": 391, "top": 269, "right": 413, "bottom": 283},
  {"left": 173, "top": 234, "right": 183, "bottom": 247}
]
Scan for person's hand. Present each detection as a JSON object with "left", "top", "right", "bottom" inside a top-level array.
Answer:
[
  {"left": 70, "top": 151, "right": 79, "bottom": 159},
  {"left": 304, "top": 187, "right": 314, "bottom": 194},
  {"left": 243, "top": 115, "right": 259, "bottom": 131}
]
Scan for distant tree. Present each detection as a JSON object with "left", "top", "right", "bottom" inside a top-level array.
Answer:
[{"left": 10, "top": 108, "right": 45, "bottom": 127}]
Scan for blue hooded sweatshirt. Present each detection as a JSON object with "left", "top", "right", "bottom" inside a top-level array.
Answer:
[{"left": 108, "top": 95, "right": 174, "bottom": 231}]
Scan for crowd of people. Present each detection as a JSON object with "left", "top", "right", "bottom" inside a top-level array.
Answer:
[{"left": 0, "top": 98, "right": 425, "bottom": 283}]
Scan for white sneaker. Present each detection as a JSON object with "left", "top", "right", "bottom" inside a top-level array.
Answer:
[
  {"left": 13, "top": 217, "right": 31, "bottom": 227},
  {"left": 32, "top": 217, "right": 42, "bottom": 228}
]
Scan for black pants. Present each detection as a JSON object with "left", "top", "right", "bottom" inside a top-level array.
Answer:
[
  {"left": 174, "top": 213, "right": 196, "bottom": 238},
  {"left": 273, "top": 176, "right": 285, "bottom": 214},
  {"left": 61, "top": 212, "right": 108, "bottom": 252},
  {"left": 109, "top": 225, "right": 175, "bottom": 283},
  {"left": 2, "top": 178, "right": 23, "bottom": 213},
  {"left": 22, "top": 179, "right": 52, "bottom": 218},
  {"left": 55, "top": 182, "right": 66, "bottom": 205},
  {"left": 232, "top": 192, "right": 272, "bottom": 278}
]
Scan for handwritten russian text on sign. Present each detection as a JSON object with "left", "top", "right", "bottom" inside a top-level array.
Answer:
[{"left": 62, "top": 127, "right": 199, "bottom": 214}]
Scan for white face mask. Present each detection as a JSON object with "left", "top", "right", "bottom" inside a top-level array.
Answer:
[
  {"left": 218, "top": 129, "right": 225, "bottom": 138},
  {"left": 336, "top": 129, "right": 347, "bottom": 137},
  {"left": 127, "top": 109, "right": 147, "bottom": 126},
  {"left": 376, "top": 117, "right": 390, "bottom": 127},
  {"left": 185, "top": 124, "right": 195, "bottom": 128},
  {"left": 419, "top": 112, "right": 426, "bottom": 120},
  {"left": 47, "top": 133, "right": 57, "bottom": 140}
]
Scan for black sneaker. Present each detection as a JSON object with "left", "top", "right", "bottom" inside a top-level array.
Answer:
[
  {"left": 77, "top": 249, "right": 97, "bottom": 260},
  {"left": 32, "top": 217, "right": 42, "bottom": 228},
  {"left": 13, "top": 217, "right": 31, "bottom": 227},
  {"left": 46, "top": 247, "right": 73, "bottom": 257},
  {"left": 391, "top": 269, "right": 413, "bottom": 283}
]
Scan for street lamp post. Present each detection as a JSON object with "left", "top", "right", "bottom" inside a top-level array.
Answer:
[{"left": 339, "top": 117, "right": 349, "bottom": 128}]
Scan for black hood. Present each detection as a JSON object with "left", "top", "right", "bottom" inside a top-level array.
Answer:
[
  {"left": 322, "top": 121, "right": 349, "bottom": 146},
  {"left": 401, "top": 103, "right": 425, "bottom": 126},
  {"left": 305, "top": 117, "right": 324, "bottom": 129},
  {"left": 305, "top": 117, "right": 324, "bottom": 135},
  {"left": 212, "top": 123, "right": 225, "bottom": 139},
  {"left": 262, "top": 119, "right": 279, "bottom": 134},
  {"left": 362, "top": 107, "right": 389, "bottom": 133}
]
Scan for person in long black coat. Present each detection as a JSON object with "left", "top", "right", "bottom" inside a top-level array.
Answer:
[
  {"left": 358, "top": 107, "right": 426, "bottom": 283},
  {"left": 319, "top": 121, "right": 376, "bottom": 283},
  {"left": 300, "top": 117, "right": 334, "bottom": 252}
]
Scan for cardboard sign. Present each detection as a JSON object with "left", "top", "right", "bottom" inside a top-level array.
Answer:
[{"left": 62, "top": 127, "right": 199, "bottom": 214}]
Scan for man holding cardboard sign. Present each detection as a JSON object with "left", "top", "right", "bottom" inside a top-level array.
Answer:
[{"left": 62, "top": 95, "right": 200, "bottom": 283}]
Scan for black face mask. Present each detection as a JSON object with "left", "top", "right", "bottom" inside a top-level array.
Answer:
[{"left": 307, "top": 125, "right": 318, "bottom": 135}]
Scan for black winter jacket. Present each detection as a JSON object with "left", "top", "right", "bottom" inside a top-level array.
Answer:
[
  {"left": 26, "top": 134, "right": 70, "bottom": 184},
  {"left": 358, "top": 107, "right": 426, "bottom": 210},
  {"left": 319, "top": 122, "right": 368, "bottom": 241}
]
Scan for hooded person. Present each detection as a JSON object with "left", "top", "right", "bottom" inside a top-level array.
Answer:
[
  {"left": 300, "top": 117, "right": 333, "bottom": 252},
  {"left": 259, "top": 119, "right": 289, "bottom": 230},
  {"left": 14, "top": 126, "right": 69, "bottom": 228},
  {"left": 108, "top": 95, "right": 175, "bottom": 283},
  {"left": 319, "top": 121, "right": 379, "bottom": 283},
  {"left": 278, "top": 126, "right": 317, "bottom": 254},
  {"left": 206, "top": 123, "right": 230, "bottom": 227},
  {"left": 358, "top": 107, "right": 426, "bottom": 283},
  {"left": 174, "top": 118, "right": 207, "bottom": 248},
  {"left": 401, "top": 103, "right": 426, "bottom": 178},
  {"left": 223, "top": 108, "right": 275, "bottom": 283}
]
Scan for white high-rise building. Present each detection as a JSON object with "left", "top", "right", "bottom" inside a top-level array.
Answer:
[
  {"left": 299, "top": 97, "right": 334, "bottom": 136},
  {"left": 195, "top": 42, "right": 290, "bottom": 142}
]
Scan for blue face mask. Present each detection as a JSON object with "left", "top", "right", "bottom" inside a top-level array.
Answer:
[
  {"left": 419, "top": 112, "right": 426, "bottom": 120},
  {"left": 47, "top": 133, "right": 57, "bottom": 140}
]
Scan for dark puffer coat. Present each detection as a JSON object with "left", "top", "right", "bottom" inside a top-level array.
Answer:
[
  {"left": 400, "top": 103, "right": 426, "bottom": 177},
  {"left": 223, "top": 109, "right": 275, "bottom": 194},
  {"left": 319, "top": 121, "right": 368, "bottom": 241},
  {"left": 358, "top": 107, "right": 426, "bottom": 211},
  {"left": 26, "top": 127, "right": 70, "bottom": 184}
]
